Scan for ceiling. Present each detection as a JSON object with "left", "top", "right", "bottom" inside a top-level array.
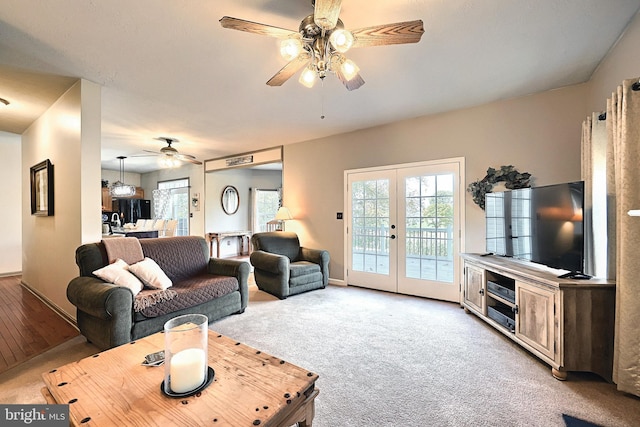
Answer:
[{"left": 0, "top": 0, "right": 639, "bottom": 173}]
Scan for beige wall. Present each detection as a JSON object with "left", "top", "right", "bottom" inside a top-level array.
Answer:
[
  {"left": 0, "top": 131, "right": 22, "bottom": 275},
  {"left": 284, "top": 84, "right": 588, "bottom": 282},
  {"left": 21, "top": 79, "right": 101, "bottom": 318}
]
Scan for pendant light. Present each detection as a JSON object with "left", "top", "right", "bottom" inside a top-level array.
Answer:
[{"left": 109, "top": 156, "right": 136, "bottom": 197}]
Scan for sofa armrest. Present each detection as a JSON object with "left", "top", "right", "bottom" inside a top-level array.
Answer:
[
  {"left": 249, "top": 251, "right": 290, "bottom": 274},
  {"left": 67, "top": 276, "right": 135, "bottom": 349},
  {"left": 67, "top": 276, "right": 134, "bottom": 320},
  {"left": 300, "top": 247, "right": 330, "bottom": 286},
  {"left": 207, "top": 258, "right": 251, "bottom": 310}
]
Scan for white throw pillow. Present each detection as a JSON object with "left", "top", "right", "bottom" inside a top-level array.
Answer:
[
  {"left": 129, "top": 257, "right": 173, "bottom": 290},
  {"left": 93, "top": 258, "right": 144, "bottom": 296}
]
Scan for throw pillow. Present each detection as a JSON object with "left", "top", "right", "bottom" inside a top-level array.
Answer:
[
  {"left": 129, "top": 257, "right": 173, "bottom": 290},
  {"left": 93, "top": 258, "right": 144, "bottom": 296}
]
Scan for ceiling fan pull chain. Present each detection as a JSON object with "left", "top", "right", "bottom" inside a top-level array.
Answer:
[{"left": 320, "top": 78, "right": 325, "bottom": 120}]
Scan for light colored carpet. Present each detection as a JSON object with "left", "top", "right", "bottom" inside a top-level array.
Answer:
[
  {"left": 213, "top": 285, "right": 640, "bottom": 427},
  {"left": 1, "top": 285, "right": 639, "bottom": 426}
]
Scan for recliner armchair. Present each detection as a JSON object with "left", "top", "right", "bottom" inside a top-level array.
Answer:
[{"left": 250, "top": 232, "right": 330, "bottom": 299}]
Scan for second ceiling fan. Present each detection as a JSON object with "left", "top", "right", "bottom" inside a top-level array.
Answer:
[
  {"left": 220, "top": 0, "right": 424, "bottom": 91},
  {"left": 142, "top": 137, "right": 202, "bottom": 167}
]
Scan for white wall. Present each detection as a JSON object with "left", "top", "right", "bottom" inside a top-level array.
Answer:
[
  {"left": 284, "top": 83, "right": 588, "bottom": 281},
  {"left": 21, "top": 79, "right": 101, "bottom": 318},
  {"left": 0, "top": 131, "right": 22, "bottom": 275}
]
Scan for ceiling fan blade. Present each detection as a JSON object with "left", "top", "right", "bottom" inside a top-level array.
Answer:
[
  {"left": 142, "top": 150, "right": 161, "bottom": 155},
  {"left": 314, "top": 0, "right": 342, "bottom": 30},
  {"left": 335, "top": 70, "right": 365, "bottom": 91},
  {"left": 266, "top": 53, "right": 310, "bottom": 86},
  {"left": 178, "top": 157, "right": 203, "bottom": 165},
  {"left": 175, "top": 153, "right": 197, "bottom": 161},
  {"left": 220, "top": 16, "right": 298, "bottom": 38},
  {"left": 351, "top": 20, "right": 424, "bottom": 48}
]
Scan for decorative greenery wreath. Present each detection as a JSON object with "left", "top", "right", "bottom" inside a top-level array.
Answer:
[{"left": 467, "top": 165, "right": 532, "bottom": 210}]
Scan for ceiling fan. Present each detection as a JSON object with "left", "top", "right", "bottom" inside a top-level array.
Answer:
[
  {"left": 220, "top": 0, "right": 424, "bottom": 91},
  {"left": 142, "top": 137, "right": 203, "bottom": 167}
]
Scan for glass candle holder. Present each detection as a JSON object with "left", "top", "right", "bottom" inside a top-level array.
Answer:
[{"left": 164, "top": 314, "right": 208, "bottom": 395}]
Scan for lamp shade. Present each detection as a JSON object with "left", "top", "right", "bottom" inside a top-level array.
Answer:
[
  {"left": 340, "top": 59, "right": 360, "bottom": 81},
  {"left": 280, "top": 38, "right": 302, "bottom": 61},
  {"left": 329, "top": 29, "right": 354, "bottom": 53},
  {"left": 299, "top": 68, "right": 317, "bottom": 88},
  {"left": 275, "top": 206, "right": 293, "bottom": 220}
]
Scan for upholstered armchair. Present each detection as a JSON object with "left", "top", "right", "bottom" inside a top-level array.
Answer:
[{"left": 250, "top": 232, "right": 330, "bottom": 299}]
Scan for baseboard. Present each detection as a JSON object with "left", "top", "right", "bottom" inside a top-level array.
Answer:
[
  {"left": 329, "top": 278, "right": 346, "bottom": 287},
  {"left": 0, "top": 271, "right": 22, "bottom": 278},
  {"left": 20, "top": 280, "right": 79, "bottom": 330}
]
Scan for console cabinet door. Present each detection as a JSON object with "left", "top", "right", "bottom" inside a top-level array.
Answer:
[
  {"left": 464, "top": 262, "right": 485, "bottom": 314},
  {"left": 515, "top": 281, "right": 557, "bottom": 361}
]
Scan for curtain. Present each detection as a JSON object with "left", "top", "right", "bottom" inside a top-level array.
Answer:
[
  {"left": 608, "top": 78, "right": 640, "bottom": 396},
  {"left": 582, "top": 78, "right": 640, "bottom": 396},
  {"left": 581, "top": 113, "right": 611, "bottom": 278}
]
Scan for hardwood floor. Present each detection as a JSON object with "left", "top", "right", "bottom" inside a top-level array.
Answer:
[{"left": 0, "top": 275, "right": 79, "bottom": 374}]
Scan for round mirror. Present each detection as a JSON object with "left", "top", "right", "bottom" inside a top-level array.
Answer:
[{"left": 221, "top": 185, "right": 239, "bottom": 215}]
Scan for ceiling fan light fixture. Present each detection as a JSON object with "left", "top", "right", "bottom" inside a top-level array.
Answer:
[
  {"left": 299, "top": 67, "right": 317, "bottom": 88},
  {"left": 160, "top": 155, "right": 181, "bottom": 168},
  {"left": 280, "top": 38, "right": 303, "bottom": 61},
  {"left": 329, "top": 29, "right": 354, "bottom": 53},
  {"left": 219, "top": 3, "right": 424, "bottom": 91}
]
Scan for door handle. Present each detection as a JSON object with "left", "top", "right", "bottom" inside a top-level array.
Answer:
[{"left": 389, "top": 235, "right": 396, "bottom": 239}]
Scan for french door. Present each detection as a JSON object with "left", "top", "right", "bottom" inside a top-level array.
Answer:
[
  {"left": 157, "top": 178, "right": 190, "bottom": 236},
  {"left": 345, "top": 159, "right": 464, "bottom": 302}
]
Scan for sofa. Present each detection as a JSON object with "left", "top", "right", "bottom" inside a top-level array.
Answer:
[
  {"left": 67, "top": 236, "right": 250, "bottom": 350},
  {"left": 250, "top": 232, "right": 330, "bottom": 299}
]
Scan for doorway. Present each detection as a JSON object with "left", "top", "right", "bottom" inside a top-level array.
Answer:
[{"left": 345, "top": 158, "right": 465, "bottom": 302}]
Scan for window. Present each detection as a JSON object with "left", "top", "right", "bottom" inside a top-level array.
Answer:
[{"left": 252, "top": 189, "right": 281, "bottom": 233}]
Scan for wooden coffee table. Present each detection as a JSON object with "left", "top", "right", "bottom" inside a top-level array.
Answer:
[{"left": 41, "top": 330, "right": 319, "bottom": 426}]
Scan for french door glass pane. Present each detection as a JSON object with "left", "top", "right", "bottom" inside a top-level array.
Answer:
[
  {"left": 351, "top": 179, "right": 390, "bottom": 275},
  {"left": 171, "top": 189, "right": 189, "bottom": 236},
  {"left": 405, "top": 173, "right": 455, "bottom": 282},
  {"left": 158, "top": 179, "right": 189, "bottom": 236}
]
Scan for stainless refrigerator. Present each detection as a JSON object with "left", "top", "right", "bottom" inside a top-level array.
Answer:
[{"left": 112, "top": 199, "right": 151, "bottom": 224}]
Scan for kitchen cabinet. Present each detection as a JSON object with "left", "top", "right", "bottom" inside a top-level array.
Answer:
[{"left": 102, "top": 187, "right": 145, "bottom": 211}]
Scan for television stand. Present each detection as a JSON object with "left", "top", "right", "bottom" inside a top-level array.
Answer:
[{"left": 461, "top": 253, "right": 615, "bottom": 381}]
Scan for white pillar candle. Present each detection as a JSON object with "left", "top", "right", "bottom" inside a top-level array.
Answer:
[{"left": 169, "top": 348, "right": 206, "bottom": 393}]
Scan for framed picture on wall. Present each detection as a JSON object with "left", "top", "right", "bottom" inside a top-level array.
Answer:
[{"left": 30, "top": 159, "right": 54, "bottom": 216}]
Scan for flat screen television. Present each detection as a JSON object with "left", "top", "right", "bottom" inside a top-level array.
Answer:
[{"left": 485, "top": 181, "right": 586, "bottom": 278}]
